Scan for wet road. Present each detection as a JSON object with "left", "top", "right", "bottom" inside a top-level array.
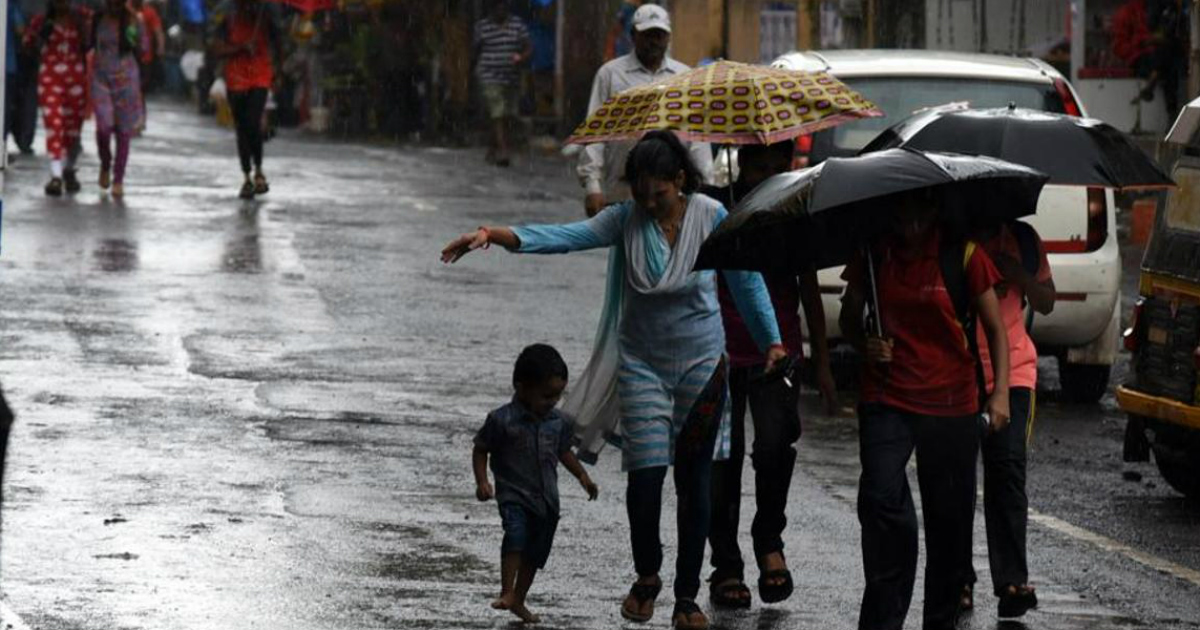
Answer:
[{"left": 0, "top": 102, "right": 1197, "bottom": 630}]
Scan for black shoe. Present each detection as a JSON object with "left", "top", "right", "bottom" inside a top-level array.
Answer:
[
  {"left": 239, "top": 180, "right": 255, "bottom": 200},
  {"left": 44, "top": 178, "right": 63, "bottom": 197},
  {"left": 63, "top": 169, "right": 81, "bottom": 194}
]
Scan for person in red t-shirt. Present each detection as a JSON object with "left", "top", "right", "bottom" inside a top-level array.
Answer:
[
  {"left": 211, "top": 0, "right": 279, "bottom": 199},
  {"left": 840, "top": 191, "right": 1009, "bottom": 630},
  {"left": 134, "top": 0, "right": 165, "bottom": 95},
  {"left": 700, "top": 141, "right": 837, "bottom": 609},
  {"left": 958, "top": 221, "right": 1055, "bottom": 619}
]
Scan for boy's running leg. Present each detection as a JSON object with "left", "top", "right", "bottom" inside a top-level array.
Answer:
[
  {"left": 509, "top": 562, "right": 540, "bottom": 623},
  {"left": 493, "top": 552, "right": 519, "bottom": 609}
]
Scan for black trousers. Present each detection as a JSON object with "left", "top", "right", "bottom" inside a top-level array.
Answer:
[
  {"left": 966, "top": 387, "right": 1032, "bottom": 595},
  {"left": 709, "top": 363, "right": 801, "bottom": 580},
  {"left": 857, "top": 404, "right": 980, "bottom": 630},
  {"left": 228, "top": 88, "right": 268, "bottom": 174}
]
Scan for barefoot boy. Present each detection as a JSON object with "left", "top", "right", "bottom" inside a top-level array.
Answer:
[{"left": 473, "top": 343, "right": 599, "bottom": 623}]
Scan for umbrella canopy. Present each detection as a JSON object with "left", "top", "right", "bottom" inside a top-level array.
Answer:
[
  {"left": 565, "top": 60, "right": 882, "bottom": 146},
  {"left": 861, "top": 105, "right": 1173, "bottom": 190},
  {"left": 694, "top": 148, "right": 1050, "bottom": 274}
]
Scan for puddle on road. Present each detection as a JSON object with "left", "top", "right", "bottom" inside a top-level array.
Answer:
[
  {"left": 367, "top": 546, "right": 490, "bottom": 585},
  {"left": 91, "top": 238, "right": 139, "bottom": 273}
]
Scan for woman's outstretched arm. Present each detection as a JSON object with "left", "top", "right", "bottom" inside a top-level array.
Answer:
[{"left": 441, "top": 202, "right": 630, "bottom": 263}]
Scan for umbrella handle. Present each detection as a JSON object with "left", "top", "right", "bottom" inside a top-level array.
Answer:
[{"left": 866, "top": 246, "right": 883, "bottom": 338}]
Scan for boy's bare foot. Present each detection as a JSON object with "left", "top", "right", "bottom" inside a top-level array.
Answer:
[
  {"left": 509, "top": 602, "right": 540, "bottom": 623},
  {"left": 491, "top": 594, "right": 511, "bottom": 610}
]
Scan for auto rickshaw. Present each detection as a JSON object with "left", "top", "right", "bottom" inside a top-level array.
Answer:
[{"left": 1118, "top": 98, "right": 1200, "bottom": 499}]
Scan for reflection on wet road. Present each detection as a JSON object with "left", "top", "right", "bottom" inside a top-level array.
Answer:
[{"left": 0, "top": 101, "right": 1196, "bottom": 630}]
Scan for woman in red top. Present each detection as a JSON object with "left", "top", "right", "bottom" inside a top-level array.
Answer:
[
  {"left": 840, "top": 191, "right": 1009, "bottom": 630},
  {"left": 212, "top": 0, "right": 279, "bottom": 199},
  {"left": 25, "top": 0, "right": 90, "bottom": 196}
]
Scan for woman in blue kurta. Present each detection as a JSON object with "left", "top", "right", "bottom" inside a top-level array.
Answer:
[{"left": 442, "top": 131, "right": 784, "bottom": 630}]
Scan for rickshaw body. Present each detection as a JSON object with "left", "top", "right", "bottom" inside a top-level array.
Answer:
[{"left": 1119, "top": 150, "right": 1200, "bottom": 499}]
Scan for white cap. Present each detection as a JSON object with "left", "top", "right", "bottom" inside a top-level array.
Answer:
[{"left": 632, "top": 4, "right": 671, "bottom": 34}]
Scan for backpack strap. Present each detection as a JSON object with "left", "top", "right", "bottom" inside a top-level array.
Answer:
[
  {"left": 1008, "top": 220, "right": 1041, "bottom": 277},
  {"left": 939, "top": 236, "right": 987, "bottom": 409}
]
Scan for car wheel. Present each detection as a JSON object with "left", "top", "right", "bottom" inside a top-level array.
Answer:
[
  {"left": 1152, "top": 448, "right": 1200, "bottom": 499},
  {"left": 1058, "top": 362, "right": 1111, "bottom": 404}
]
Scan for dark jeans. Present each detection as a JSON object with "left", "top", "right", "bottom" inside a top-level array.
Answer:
[
  {"left": 5, "top": 67, "right": 36, "bottom": 152},
  {"left": 709, "top": 363, "right": 801, "bottom": 580},
  {"left": 966, "top": 387, "right": 1032, "bottom": 595},
  {"left": 228, "top": 88, "right": 268, "bottom": 174},
  {"left": 857, "top": 404, "right": 980, "bottom": 630}
]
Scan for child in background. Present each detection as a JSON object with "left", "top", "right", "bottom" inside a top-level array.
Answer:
[{"left": 473, "top": 343, "right": 598, "bottom": 623}]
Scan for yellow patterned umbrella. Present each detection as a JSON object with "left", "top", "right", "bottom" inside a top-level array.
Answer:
[{"left": 566, "top": 60, "right": 883, "bottom": 145}]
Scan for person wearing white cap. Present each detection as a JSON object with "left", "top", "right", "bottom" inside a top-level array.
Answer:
[{"left": 577, "top": 3, "right": 713, "bottom": 218}]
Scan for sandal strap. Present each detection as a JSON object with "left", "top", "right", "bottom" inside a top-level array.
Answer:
[{"left": 673, "top": 599, "right": 702, "bottom": 616}]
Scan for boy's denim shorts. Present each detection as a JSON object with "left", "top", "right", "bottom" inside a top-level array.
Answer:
[{"left": 499, "top": 503, "right": 558, "bottom": 569}]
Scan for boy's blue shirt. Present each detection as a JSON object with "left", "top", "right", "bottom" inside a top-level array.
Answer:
[{"left": 474, "top": 398, "right": 574, "bottom": 519}]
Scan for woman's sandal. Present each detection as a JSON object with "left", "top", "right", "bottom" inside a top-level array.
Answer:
[
  {"left": 671, "top": 598, "right": 709, "bottom": 630},
  {"left": 960, "top": 583, "right": 974, "bottom": 611},
  {"left": 997, "top": 584, "right": 1037, "bottom": 618},
  {"left": 757, "top": 553, "right": 794, "bottom": 604},
  {"left": 239, "top": 180, "right": 256, "bottom": 200},
  {"left": 620, "top": 577, "right": 662, "bottom": 623},
  {"left": 709, "top": 576, "right": 751, "bottom": 609},
  {"left": 253, "top": 173, "right": 270, "bottom": 195},
  {"left": 44, "top": 178, "right": 63, "bottom": 197}
]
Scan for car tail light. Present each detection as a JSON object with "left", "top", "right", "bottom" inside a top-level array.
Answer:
[
  {"left": 792, "top": 134, "right": 812, "bottom": 170},
  {"left": 1124, "top": 298, "right": 1144, "bottom": 353},
  {"left": 1054, "top": 78, "right": 1082, "bottom": 116},
  {"left": 1086, "top": 188, "right": 1108, "bottom": 251}
]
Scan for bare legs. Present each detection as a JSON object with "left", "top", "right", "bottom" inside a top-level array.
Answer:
[{"left": 493, "top": 552, "right": 539, "bottom": 623}]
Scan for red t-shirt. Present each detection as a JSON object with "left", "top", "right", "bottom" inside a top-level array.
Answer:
[
  {"left": 223, "top": 10, "right": 273, "bottom": 92},
  {"left": 718, "top": 273, "right": 804, "bottom": 368},
  {"left": 844, "top": 231, "right": 1001, "bottom": 417},
  {"left": 976, "top": 225, "right": 1052, "bottom": 392},
  {"left": 139, "top": 5, "right": 162, "bottom": 64}
]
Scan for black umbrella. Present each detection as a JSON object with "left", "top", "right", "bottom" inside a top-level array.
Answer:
[
  {"left": 860, "top": 105, "right": 1174, "bottom": 190},
  {"left": 694, "top": 147, "right": 1049, "bottom": 274}
]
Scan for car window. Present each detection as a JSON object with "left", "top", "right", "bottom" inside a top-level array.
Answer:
[
  {"left": 1165, "top": 167, "right": 1200, "bottom": 233},
  {"left": 828, "top": 77, "right": 1067, "bottom": 152}
]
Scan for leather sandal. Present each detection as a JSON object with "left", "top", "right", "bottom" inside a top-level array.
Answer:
[
  {"left": 709, "top": 574, "right": 751, "bottom": 609},
  {"left": 621, "top": 576, "right": 661, "bottom": 623},
  {"left": 671, "top": 598, "right": 709, "bottom": 630},
  {"left": 998, "top": 584, "right": 1037, "bottom": 618},
  {"left": 44, "top": 178, "right": 63, "bottom": 197},
  {"left": 757, "top": 552, "right": 794, "bottom": 604}
]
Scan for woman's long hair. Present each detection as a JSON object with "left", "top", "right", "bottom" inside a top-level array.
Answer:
[
  {"left": 622, "top": 130, "right": 704, "bottom": 194},
  {"left": 93, "top": 5, "right": 136, "bottom": 56}
]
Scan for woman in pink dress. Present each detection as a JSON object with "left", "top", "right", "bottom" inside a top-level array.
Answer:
[
  {"left": 90, "top": 0, "right": 144, "bottom": 197},
  {"left": 24, "top": 0, "right": 90, "bottom": 196}
]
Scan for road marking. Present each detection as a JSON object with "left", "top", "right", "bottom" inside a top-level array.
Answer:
[
  {"left": 1028, "top": 509, "right": 1200, "bottom": 588},
  {"left": 1, "top": 601, "right": 32, "bottom": 630}
]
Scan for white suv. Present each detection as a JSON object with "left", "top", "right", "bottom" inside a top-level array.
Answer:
[{"left": 773, "top": 49, "right": 1121, "bottom": 403}]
